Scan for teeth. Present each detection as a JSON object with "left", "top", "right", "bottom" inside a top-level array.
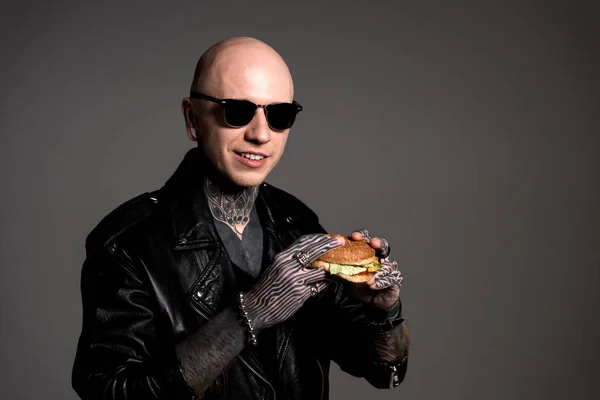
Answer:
[{"left": 241, "top": 153, "right": 264, "bottom": 161}]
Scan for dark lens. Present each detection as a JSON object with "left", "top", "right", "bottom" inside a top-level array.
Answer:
[
  {"left": 223, "top": 100, "right": 257, "bottom": 127},
  {"left": 266, "top": 103, "right": 298, "bottom": 130}
]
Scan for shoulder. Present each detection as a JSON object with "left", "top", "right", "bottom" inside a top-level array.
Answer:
[{"left": 84, "top": 190, "right": 162, "bottom": 254}]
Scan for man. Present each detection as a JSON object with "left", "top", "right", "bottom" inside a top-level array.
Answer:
[{"left": 72, "top": 37, "right": 409, "bottom": 400}]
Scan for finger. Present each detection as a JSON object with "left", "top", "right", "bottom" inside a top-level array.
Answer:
[
  {"left": 365, "top": 264, "right": 396, "bottom": 285},
  {"left": 302, "top": 268, "right": 328, "bottom": 285},
  {"left": 374, "top": 273, "right": 403, "bottom": 290},
  {"left": 366, "top": 272, "right": 380, "bottom": 286},
  {"left": 299, "top": 235, "right": 345, "bottom": 263},
  {"left": 351, "top": 229, "right": 371, "bottom": 241},
  {"left": 302, "top": 279, "right": 331, "bottom": 301},
  {"left": 313, "top": 280, "right": 330, "bottom": 292},
  {"left": 285, "top": 234, "right": 344, "bottom": 269},
  {"left": 368, "top": 270, "right": 403, "bottom": 290},
  {"left": 373, "top": 262, "right": 395, "bottom": 278},
  {"left": 371, "top": 237, "right": 391, "bottom": 259},
  {"left": 380, "top": 259, "right": 399, "bottom": 272}
]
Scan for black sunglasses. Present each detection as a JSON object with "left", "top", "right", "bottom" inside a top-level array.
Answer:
[{"left": 190, "top": 91, "right": 303, "bottom": 131}]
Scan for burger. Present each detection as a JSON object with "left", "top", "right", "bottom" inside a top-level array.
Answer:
[{"left": 311, "top": 234, "right": 382, "bottom": 283}]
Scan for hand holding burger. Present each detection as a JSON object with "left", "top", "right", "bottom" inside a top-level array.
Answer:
[{"left": 312, "top": 230, "right": 403, "bottom": 311}]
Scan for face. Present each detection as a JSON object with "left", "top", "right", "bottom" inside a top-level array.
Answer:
[{"left": 184, "top": 46, "right": 295, "bottom": 188}]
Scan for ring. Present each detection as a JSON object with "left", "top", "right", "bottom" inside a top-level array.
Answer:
[
  {"left": 294, "top": 250, "right": 311, "bottom": 267},
  {"left": 309, "top": 283, "right": 319, "bottom": 297}
]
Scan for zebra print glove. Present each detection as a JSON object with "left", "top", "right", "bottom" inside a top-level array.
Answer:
[{"left": 242, "top": 233, "right": 344, "bottom": 333}]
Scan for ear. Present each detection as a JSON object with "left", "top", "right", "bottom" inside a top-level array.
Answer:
[{"left": 181, "top": 98, "right": 198, "bottom": 142}]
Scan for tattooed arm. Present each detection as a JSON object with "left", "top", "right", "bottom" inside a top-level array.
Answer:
[{"left": 174, "top": 307, "right": 253, "bottom": 396}]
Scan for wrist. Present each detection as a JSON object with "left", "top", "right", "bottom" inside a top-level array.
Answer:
[
  {"left": 238, "top": 290, "right": 266, "bottom": 335},
  {"left": 237, "top": 292, "right": 260, "bottom": 346}
]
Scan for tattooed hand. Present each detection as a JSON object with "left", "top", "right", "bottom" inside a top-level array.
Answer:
[
  {"left": 243, "top": 234, "right": 345, "bottom": 332},
  {"left": 344, "top": 229, "right": 403, "bottom": 311}
]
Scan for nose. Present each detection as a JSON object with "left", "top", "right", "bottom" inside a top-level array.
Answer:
[
  {"left": 245, "top": 106, "right": 271, "bottom": 144},
  {"left": 244, "top": 106, "right": 271, "bottom": 144}
]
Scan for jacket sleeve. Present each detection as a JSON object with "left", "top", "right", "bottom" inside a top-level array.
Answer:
[
  {"left": 310, "top": 280, "right": 406, "bottom": 389},
  {"left": 71, "top": 244, "right": 196, "bottom": 400}
]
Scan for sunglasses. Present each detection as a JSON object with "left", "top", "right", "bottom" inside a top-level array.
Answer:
[{"left": 190, "top": 91, "right": 303, "bottom": 130}]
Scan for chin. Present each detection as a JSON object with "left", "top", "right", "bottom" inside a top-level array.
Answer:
[{"left": 228, "top": 171, "right": 269, "bottom": 188}]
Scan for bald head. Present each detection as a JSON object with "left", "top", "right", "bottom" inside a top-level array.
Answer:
[{"left": 190, "top": 37, "right": 294, "bottom": 102}]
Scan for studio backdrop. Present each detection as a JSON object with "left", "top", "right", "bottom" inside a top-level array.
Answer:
[{"left": 1, "top": 1, "right": 599, "bottom": 399}]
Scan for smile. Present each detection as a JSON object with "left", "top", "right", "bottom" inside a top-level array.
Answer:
[{"left": 240, "top": 152, "right": 265, "bottom": 161}]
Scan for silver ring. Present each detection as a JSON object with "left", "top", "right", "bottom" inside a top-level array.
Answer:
[
  {"left": 294, "top": 250, "right": 311, "bottom": 267},
  {"left": 309, "top": 283, "right": 319, "bottom": 297}
]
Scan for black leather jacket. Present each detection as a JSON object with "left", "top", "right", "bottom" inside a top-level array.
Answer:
[{"left": 72, "top": 148, "right": 406, "bottom": 400}]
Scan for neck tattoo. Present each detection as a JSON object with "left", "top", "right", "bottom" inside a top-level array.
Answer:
[{"left": 204, "top": 177, "right": 259, "bottom": 240}]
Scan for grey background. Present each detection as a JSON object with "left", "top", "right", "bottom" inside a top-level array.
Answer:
[{"left": 1, "top": 1, "right": 599, "bottom": 399}]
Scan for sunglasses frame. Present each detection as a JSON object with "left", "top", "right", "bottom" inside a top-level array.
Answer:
[{"left": 189, "top": 91, "right": 303, "bottom": 130}]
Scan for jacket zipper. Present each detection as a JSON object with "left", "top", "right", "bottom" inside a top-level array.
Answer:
[
  {"left": 389, "top": 365, "right": 400, "bottom": 388},
  {"left": 239, "top": 356, "right": 277, "bottom": 400},
  {"left": 277, "top": 322, "right": 296, "bottom": 372}
]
